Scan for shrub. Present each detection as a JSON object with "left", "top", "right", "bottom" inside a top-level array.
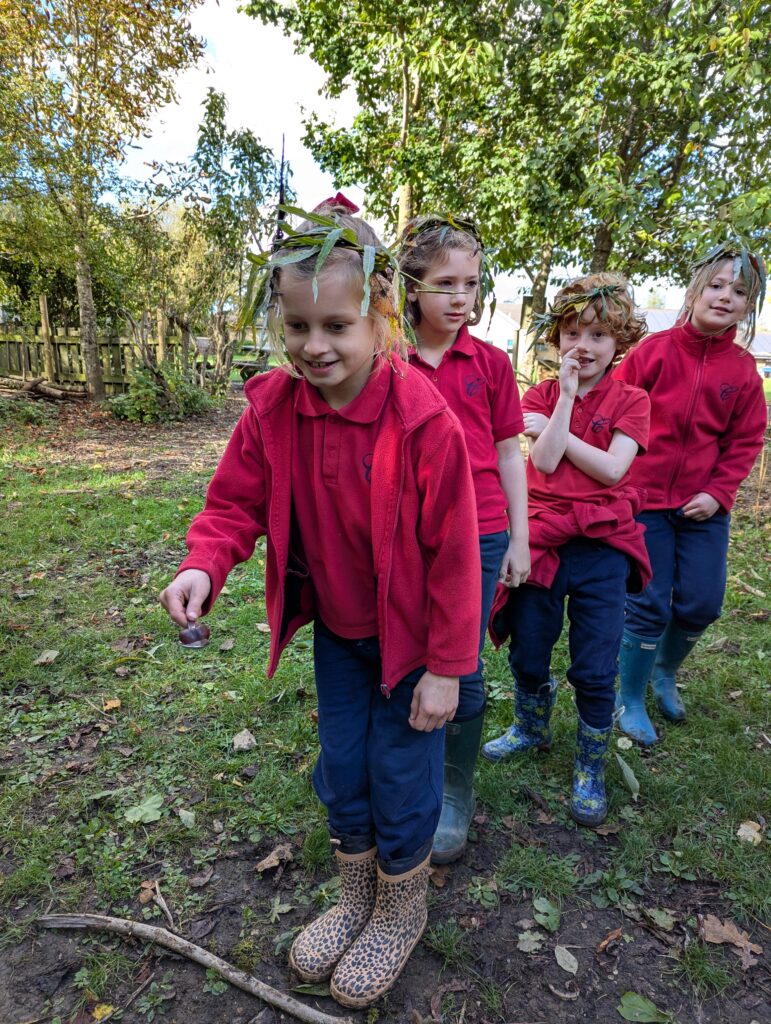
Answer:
[{"left": 108, "top": 365, "right": 217, "bottom": 423}]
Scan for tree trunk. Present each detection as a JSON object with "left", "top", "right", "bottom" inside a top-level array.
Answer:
[
  {"left": 156, "top": 307, "right": 168, "bottom": 364},
  {"left": 395, "top": 27, "right": 413, "bottom": 236},
  {"left": 531, "top": 240, "right": 553, "bottom": 316},
  {"left": 74, "top": 245, "right": 104, "bottom": 401},
  {"left": 397, "top": 182, "right": 413, "bottom": 237},
  {"left": 39, "top": 294, "right": 55, "bottom": 382},
  {"left": 590, "top": 223, "right": 614, "bottom": 273}
]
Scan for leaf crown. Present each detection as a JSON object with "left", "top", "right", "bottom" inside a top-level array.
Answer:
[{"left": 530, "top": 284, "right": 627, "bottom": 347}]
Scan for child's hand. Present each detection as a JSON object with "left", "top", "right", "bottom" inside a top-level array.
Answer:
[
  {"left": 681, "top": 492, "right": 720, "bottom": 521},
  {"left": 498, "top": 537, "right": 531, "bottom": 588},
  {"left": 409, "top": 672, "right": 458, "bottom": 731},
  {"left": 523, "top": 412, "right": 549, "bottom": 438},
  {"left": 159, "top": 569, "right": 212, "bottom": 627},
  {"left": 559, "top": 346, "right": 580, "bottom": 399}
]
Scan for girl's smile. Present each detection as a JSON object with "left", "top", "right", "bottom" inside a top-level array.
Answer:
[{"left": 279, "top": 267, "right": 378, "bottom": 409}]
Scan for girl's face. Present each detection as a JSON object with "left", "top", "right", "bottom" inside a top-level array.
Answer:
[
  {"left": 279, "top": 266, "right": 377, "bottom": 410},
  {"left": 689, "top": 259, "right": 750, "bottom": 335},
  {"left": 408, "top": 248, "right": 480, "bottom": 344},
  {"left": 558, "top": 308, "right": 618, "bottom": 392}
]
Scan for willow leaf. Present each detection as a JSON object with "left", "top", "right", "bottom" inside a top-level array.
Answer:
[{"left": 361, "top": 245, "right": 375, "bottom": 316}]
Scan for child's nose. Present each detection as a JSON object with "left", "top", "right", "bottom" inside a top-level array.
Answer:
[{"left": 304, "top": 330, "right": 329, "bottom": 355}]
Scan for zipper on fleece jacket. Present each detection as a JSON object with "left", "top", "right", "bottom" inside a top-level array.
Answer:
[{"left": 665, "top": 340, "right": 709, "bottom": 504}]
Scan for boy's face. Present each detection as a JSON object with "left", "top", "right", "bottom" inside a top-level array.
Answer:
[
  {"left": 558, "top": 308, "right": 618, "bottom": 392},
  {"left": 689, "top": 259, "right": 750, "bottom": 334}
]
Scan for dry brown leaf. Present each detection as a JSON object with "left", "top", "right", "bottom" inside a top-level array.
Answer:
[
  {"left": 547, "top": 980, "right": 579, "bottom": 1001},
  {"left": 536, "top": 809, "right": 555, "bottom": 824},
  {"left": 255, "top": 842, "right": 294, "bottom": 873},
  {"left": 256, "top": 622, "right": 271, "bottom": 633},
  {"left": 501, "top": 815, "right": 516, "bottom": 830},
  {"left": 430, "top": 980, "right": 468, "bottom": 1019},
  {"left": 219, "top": 638, "right": 235, "bottom": 651},
  {"left": 736, "top": 820, "right": 763, "bottom": 845},
  {"left": 34, "top": 649, "right": 60, "bottom": 665},
  {"left": 699, "top": 914, "right": 763, "bottom": 955},
  {"left": 597, "top": 927, "right": 623, "bottom": 953},
  {"left": 189, "top": 864, "right": 215, "bottom": 888},
  {"left": 429, "top": 864, "right": 449, "bottom": 888},
  {"left": 138, "top": 880, "right": 157, "bottom": 904},
  {"left": 728, "top": 690, "right": 743, "bottom": 700},
  {"left": 103, "top": 698, "right": 121, "bottom": 711},
  {"left": 594, "top": 822, "right": 622, "bottom": 835}
]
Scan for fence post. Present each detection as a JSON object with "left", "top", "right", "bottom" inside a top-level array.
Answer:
[{"left": 39, "top": 294, "right": 56, "bottom": 382}]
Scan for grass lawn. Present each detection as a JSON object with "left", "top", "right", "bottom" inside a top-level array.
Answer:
[{"left": 1, "top": 394, "right": 769, "bottom": 1024}]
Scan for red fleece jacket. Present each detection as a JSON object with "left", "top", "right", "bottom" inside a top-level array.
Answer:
[
  {"left": 613, "top": 321, "right": 767, "bottom": 512},
  {"left": 176, "top": 357, "right": 482, "bottom": 692}
]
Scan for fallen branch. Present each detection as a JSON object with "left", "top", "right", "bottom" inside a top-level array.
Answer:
[{"left": 40, "top": 913, "right": 353, "bottom": 1024}]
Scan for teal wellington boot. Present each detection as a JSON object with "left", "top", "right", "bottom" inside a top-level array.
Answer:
[
  {"left": 570, "top": 717, "right": 612, "bottom": 827},
  {"left": 651, "top": 622, "right": 702, "bottom": 722},
  {"left": 616, "top": 631, "right": 660, "bottom": 746},
  {"left": 482, "top": 677, "right": 557, "bottom": 763},
  {"left": 431, "top": 709, "right": 485, "bottom": 865}
]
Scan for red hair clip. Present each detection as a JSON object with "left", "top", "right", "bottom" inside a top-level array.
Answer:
[{"left": 314, "top": 192, "right": 360, "bottom": 214}]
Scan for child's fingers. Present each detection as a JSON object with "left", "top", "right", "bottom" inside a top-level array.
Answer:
[{"left": 159, "top": 584, "right": 190, "bottom": 627}]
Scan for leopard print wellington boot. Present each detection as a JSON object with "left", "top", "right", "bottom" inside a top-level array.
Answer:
[
  {"left": 288, "top": 847, "right": 377, "bottom": 983},
  {"left": 329, "top": 854, "right": 430, "bottom": 1008}
]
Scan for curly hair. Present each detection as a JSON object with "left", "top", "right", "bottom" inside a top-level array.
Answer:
[
  {"left": 396, "top": 215, "right": 484, "bottom": 328},
  {"left": 548, "top": 272, "right": 647, "bottom": 360},
  {"left": 265, "top": 201, "right": 407, "bottom": 367}
]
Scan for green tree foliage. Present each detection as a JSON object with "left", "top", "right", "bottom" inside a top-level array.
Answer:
[{"left": 0, "top": 0, "right": 205, "bottom": 399}]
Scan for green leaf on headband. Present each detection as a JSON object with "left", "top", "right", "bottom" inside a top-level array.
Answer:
[{"left": 361, "top": 244, "right": 375, "bottom": 315}]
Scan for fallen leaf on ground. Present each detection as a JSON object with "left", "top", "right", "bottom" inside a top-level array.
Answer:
[
  {"left": 736, "top": 820, "right": 763, "bottom": 845},
  {"left": 728, "top": 690, "right": 743, "bottom": 699},
  {"left": 103, "top": 698, "right": 121, "bottom": 711},
  {"left": 501, "top": 815, "right": 516, "bottom": 830},
  {"left": 138, "top": 880, "right": 157, "bottom": 904},
  {"left": 597, "top": 927, "right": 623, "bottom": 953},
  {"left": 189, "top": 864, "right": 215, "bottom": 888},
  {"left": 616, "top": 736, "right": 633, "bottom": 750},
  {"left": 429, "top": 864, "right": 449, "bottom": 887},
  {"left": 219, "top": 638, "right": 235, "bottom": 651},
  {"left": 617, "top": 991, "right": 671, "bottom": 1022},
  {"left": 430, "top": 980, "right": 468, "bottom": 1019},
  {"left": 555, "top": 945, "right": 578, "bottom": 974},
  {"left": 615, "top": 752, "right": 640, "bottom": 801},
  {"left": 53, "top": 857, "right": 76, "bottom": 880},
  {"left": 256, "top": 842, "right": 294, "bottom": 873},
  {"left": 34, "top": 649, "right": 59, "bottom": 665},
  {"left": 256, "top": 622, "right": 271, "bottom": 633},
  {"left": 547, "top": 980, "right": 579, "bottom": 1000},
  {"left": 536, "top": 809, "right": 555, "bottom": 824},
  {"left": 517, "top": 929, "right": 545, "bottom": 953},
  {"left": 699, "top": 914, "right": 763, "bottom": 955},
  {"left": 177, "top": 808, "right": 195, "bottom": 828},
  {"left": 644, "top": 908, "right": 675, "bottom": 931},
  {"left": 92, "top": 1004, "right": 116, "bottom": 1021},
  {"left": 594, "top": 822, "right": 622, "bottom": 835},
  {"left": 232, "top": 728, "right": 257, "bottom": 751}
]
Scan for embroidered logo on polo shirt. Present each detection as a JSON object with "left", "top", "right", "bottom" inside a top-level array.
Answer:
[
  {"left": 464, "top": 374, "right": 486, "bottom": 397},
  {"left": 719, "top": 383, "right": 739, "bottom": 401},
  {"left": 362, "top": 453, "right": 373, "bottom": 483},
  {"left": 591, "top": 416, "right": 611, "bottom": 433}
]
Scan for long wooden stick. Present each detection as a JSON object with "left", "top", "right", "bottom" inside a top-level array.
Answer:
[{"left": 40, "top": 913, "right": 354, "bottom": 1024}]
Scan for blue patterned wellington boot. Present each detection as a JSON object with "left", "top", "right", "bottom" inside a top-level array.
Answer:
[
  {"left": 650, "top": 622, "right": 702, "bottom": 722},
  {"left": 482, "top": 677, "right": 557, "bottom": 763},
  {"left": 570, "top": 716, "right": 612, "bottom": 827},
  {"left": 616, "top": 630, "right": 660, "bottom": 746}
]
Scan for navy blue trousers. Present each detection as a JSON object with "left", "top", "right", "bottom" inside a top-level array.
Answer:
[
  {"left": 456, "top": 530, "right": 510, "bottom": 721},
  {"left": 312, "top": 621, "right": 443, "bottom": 873},
  {"left": 506, "top": 539, "right": 629, "bottom": 729},
  {"left": 625, "top": 509, "right": 730, "bottom": 638}
]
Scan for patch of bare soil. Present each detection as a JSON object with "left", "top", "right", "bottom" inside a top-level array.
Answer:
[{"left": 2, "top": 820, "right": 769, "bottom": 1024}]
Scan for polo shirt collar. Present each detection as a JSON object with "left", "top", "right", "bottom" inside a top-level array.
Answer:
[
  {"left": 576, "top": 368, "right": 614, "bottom": 404},
  {"left": 294, "top": 357, "right": 391, "bottom": 423},
  {"left": 408, "top": 323, "right": 476, "bottom": 365}
]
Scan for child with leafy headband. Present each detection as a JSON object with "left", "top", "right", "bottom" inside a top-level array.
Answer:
[
  {"left": 614, "top": 243, "right": 767, "bottom": 745},
  {"left": 483, "top": 272, "right": 651, "bottom": 827},
  {"left": 160, "top": 198, "right": 481, "bottom": 1007},
  {"left": 397, "top": 214, "right": 529, "bottom": 864}
]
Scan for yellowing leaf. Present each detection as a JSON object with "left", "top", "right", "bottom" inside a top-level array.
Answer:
[
  {"left": 35, "top": 649, "right": 60, "bottom": 665},
  {"left": 736, "top": 821, "right": 762, "bottom": 845},
  {"left": 92, "top": 1005, "right": 116, "bottom": 1021},
  {"left": 103, "top": 698, "right": 121, "bottom": 711}
]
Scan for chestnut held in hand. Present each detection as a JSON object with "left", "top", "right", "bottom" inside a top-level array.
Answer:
[{"left": 179, "top": 622, "right": 211, "bottom": 649}]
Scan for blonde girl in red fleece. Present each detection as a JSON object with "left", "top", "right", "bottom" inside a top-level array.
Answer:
[
  {"left": 615, "top": 243, "right": 767, "bottom": 745},
  {"left": 160, "top": 198, "right": 481, "bottom": 1007}
]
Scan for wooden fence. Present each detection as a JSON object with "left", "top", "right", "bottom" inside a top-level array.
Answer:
[{"left": 0, "top": 328, "right": 183, "bottom": 393}]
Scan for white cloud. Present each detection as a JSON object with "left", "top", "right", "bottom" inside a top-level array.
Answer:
[{"left": 123, "top": 0, "right": 362, "bottom": 208}]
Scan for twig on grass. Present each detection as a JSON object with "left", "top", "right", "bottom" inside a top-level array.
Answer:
[{"left": 39, "top": 913, "right": 354, "bottom": 1024}]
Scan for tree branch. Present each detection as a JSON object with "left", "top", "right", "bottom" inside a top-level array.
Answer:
[{"left": 39, "top": 913, "right": 354, "bottom": 1024}]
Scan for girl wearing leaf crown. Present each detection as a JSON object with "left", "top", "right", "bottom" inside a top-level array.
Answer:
[
  {"left": 160, "top": 197, "right": 481, "bottom": 1008},
  {"left": 483, "top": 273, "right": 651, "bottom": 828},
  {"left": 614, "top": 244, "right": 767, "bottom": 746},
  {"left": 397, "top": 215, "right": 530, "bottom": 864}
]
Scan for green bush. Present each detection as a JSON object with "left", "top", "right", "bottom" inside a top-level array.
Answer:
[
  {"left": 0, "top": 397, "right": 59, "bottom": 426},
  {"left": 108, "top": 365, "right": 217, "bottom": 423}
]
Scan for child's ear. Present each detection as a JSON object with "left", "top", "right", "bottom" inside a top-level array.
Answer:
[{"left": 406, "top": 286, "right": 418, "bottom": 304}]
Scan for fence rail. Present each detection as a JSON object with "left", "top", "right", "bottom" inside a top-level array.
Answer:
[{"left": 0, "top": 329, "right": 182, "bottom": 392}]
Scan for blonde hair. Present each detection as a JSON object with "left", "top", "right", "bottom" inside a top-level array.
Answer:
[
  {"left": 397, "top": 216, "right": 484, "bottom": 327},
  {"left": 266, "top": 201, "right": 407, "bottom": 367},
  {"left": 551, "top": 272, "right": 647, "bottom": 361},
  {"left": 681, "top": 256, "right": 763, "bottom": 349}
]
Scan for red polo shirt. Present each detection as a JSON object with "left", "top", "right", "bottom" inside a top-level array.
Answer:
[
  {"left": 409, "top": 326, "right": 524, "bottom": 533},
  {"left": 523, "top": 372, "right": 650, "bottom": 513},
  {"left": 292, "top": 360, "right": 390, "bottom": 638}
]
